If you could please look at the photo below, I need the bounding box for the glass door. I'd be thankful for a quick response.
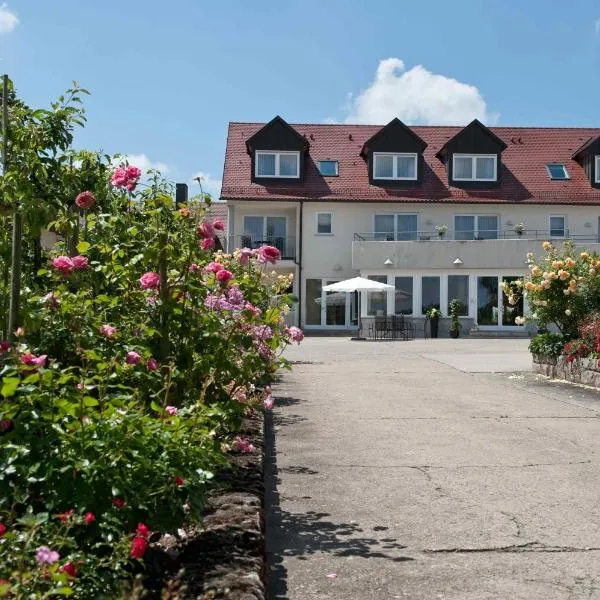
[477,276,499,326]
[501,276,524,327]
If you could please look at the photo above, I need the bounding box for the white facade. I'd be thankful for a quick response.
[226,200,600,334]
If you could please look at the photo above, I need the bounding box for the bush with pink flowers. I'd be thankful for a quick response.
[0,83,302,598]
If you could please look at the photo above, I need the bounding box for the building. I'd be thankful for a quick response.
[221,116,600,335]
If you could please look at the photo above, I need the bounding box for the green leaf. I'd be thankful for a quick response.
[54,587,75,596]
[76,241,91,253]
[1,377,20,398]
[83,396,99,407]
[37,268,49,276]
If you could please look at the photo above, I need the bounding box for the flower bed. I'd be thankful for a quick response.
[0,82,303,597]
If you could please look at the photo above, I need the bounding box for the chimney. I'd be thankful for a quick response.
[175,183,188,207]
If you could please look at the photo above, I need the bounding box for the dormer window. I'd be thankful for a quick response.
[255,151,300,178]
[546,163,570,180]
[452,154,497,182]
[596,156,600,183]
[373,153,417,180]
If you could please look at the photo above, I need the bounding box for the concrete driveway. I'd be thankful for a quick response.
[266,338,600,599]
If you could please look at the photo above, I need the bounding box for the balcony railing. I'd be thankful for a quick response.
[353,230,600,243]
[227,235,296,260]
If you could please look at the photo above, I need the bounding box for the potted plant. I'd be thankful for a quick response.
[448,298,465,339]
[426,306,441,338]
[435,224,448,239]
[514,222,524,237]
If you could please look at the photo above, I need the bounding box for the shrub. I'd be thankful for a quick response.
[529,332,566,358]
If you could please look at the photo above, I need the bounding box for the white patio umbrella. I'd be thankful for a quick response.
[322,277,394,340]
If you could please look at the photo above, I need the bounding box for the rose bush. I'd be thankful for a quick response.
[0,86,302,597]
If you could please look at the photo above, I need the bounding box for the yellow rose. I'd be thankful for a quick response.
[552,260,564,269]
[542,241,553,251]
[580,252,590,261]
[590,267,596,276]
[525,281,535,291]
[558,269,569,281]
[564,257,575,268]
[531,266,542,277]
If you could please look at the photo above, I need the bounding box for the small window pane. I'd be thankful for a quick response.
[374,215,395,241]
[306,279,322,325]
[454,156,473,179]
[448,276,469,315]
[422,276,440,315]
[397,155,416,179]
[455,215,475,240]
[319,161,338,176]
[374,155,394,178]
[477,215,498,239]
[279,154,298,177]
[367,275,388,316]
[243,216,263,241]
[257,153,275,176]
[317,213,332,234]
[395,277,413,315]
[476,157,495,179]
[550,216,565,237]
[397,215,418,241]
[547,164,569,180]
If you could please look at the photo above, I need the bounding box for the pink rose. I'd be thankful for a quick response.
[125,351,141,365]
[36,546,60,565]
[111,165,142,191]
[216,269,233,283]
[256,245,281,264]
[20,353,47,368]
[42,292,60,308]
[232,436,255,454]
[264,395,274,410]
[213,218,225,231]
[238,248,253,266]
[189,263,200,272]
[140,272,160,290]
[146,357,158,371]
[244,302,261,318]
[287,326,304,343]
[204,261,224,274]
[125,165,142,184]
[165,406,178,416]
[75,191,96,210]
[51,256,74,275]
[200,238,215,250]
[196,221,215,239]
[71,255,88,270]
[111,167,128,187]
[100,324,117,339]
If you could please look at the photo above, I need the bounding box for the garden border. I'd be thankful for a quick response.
[533,354,600,388]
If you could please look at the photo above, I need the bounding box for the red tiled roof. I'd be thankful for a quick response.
[221,122,600,205]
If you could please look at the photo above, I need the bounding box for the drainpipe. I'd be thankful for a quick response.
[295,200,303,327]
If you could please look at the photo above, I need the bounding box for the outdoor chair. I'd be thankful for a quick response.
[374,316,389,340]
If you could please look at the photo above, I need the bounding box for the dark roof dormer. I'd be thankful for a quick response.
[361,118,428,187]
[435,119,507,188]
[246,116,309,183]
[572,136,600,189]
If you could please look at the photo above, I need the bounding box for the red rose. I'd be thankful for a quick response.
[136,523,151,539]
[84,512,96,525]
[60,562,77,578]
[112,497,125,508]
[0,523,6,537]
[130,536,148,559]
[175,476,185,486]
[58,509,75,523]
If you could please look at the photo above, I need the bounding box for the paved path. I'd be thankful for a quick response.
[266,338,600,599]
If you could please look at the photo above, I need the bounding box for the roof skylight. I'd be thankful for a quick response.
[546,163,570,180]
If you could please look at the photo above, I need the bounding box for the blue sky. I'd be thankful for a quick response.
[2,1,600,198]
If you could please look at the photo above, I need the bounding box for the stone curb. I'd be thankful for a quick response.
[533,354,600,388]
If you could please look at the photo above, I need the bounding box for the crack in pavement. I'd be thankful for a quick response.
[326,460,592,470]
[500,511,523,538]
[424,541,600,554]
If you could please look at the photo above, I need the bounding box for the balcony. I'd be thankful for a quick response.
[227,235,297,261]
[352,230,600,271]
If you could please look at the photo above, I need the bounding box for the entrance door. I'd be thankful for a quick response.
[477,275,524,329]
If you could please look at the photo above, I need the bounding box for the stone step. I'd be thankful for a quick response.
[468,328,532,339]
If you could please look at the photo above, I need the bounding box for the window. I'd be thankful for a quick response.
[374,214,418,241]
[448,276,469,316]
[318,160,338,176]
[316,212,332,234]
[373,153,417,180]
[452,154,497,181]
[596,156,600,183]
[454,215,498,240]
[255,151,299,178]
[367,276,388,316]
[549,215,566,238]
[546,163,570,180]
[243,216,288,255]
[421,276,440,315]
[395,277,413,315]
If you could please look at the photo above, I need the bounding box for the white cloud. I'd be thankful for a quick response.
[117,153,169,174]
[343,58,495,125]
[190,171,222,200]
[0,3,18,33]
[595,18,600,35]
